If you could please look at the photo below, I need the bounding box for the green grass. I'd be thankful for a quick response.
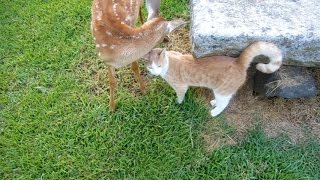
[1,0,319,179]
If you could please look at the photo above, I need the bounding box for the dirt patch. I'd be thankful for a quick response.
[201,120,237,151]
[264,120,306,143]
[166,26,192,54]
[202,68,320,151]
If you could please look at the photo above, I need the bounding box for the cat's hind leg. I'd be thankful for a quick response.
[210,92,233,117]
[173,85,188,104]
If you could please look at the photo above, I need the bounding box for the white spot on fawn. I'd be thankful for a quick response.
[101,44,108,47]
[106,31,112,36]
[96,44,100,48]
[96,10,102,21]
[130,0,133,12]
[125,15,133,23]
[95,1,99,8]
[113,3,119,17]
[110,44,116,49]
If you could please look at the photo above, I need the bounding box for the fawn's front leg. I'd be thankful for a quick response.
[131,61,146,94]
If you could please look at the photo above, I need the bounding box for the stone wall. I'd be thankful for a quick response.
[191,0,320,67]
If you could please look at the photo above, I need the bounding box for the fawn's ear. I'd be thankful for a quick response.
[167,19,188,33]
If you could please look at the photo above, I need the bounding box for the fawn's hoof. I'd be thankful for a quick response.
[141,88,146,95]
[109,102,116,112]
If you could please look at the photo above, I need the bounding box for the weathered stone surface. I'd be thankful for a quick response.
[191,0,320,67]
[253,66,318,98]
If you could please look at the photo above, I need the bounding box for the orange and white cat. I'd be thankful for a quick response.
[143,41,282,117]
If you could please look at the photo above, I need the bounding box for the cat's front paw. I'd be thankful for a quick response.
[177,98,184,104]
[210,108,223,117]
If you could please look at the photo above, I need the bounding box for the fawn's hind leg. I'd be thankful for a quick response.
[108,66,117,112]
[146,0,160,20]
[131,62,146,94]
[210,91,232,117]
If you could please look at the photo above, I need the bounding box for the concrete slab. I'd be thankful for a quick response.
[191,0,320,67]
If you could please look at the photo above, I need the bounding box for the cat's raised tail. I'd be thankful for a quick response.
[237,41,282,73]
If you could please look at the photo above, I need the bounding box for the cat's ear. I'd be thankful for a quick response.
[141,52,150,61]
[159,48,166,59]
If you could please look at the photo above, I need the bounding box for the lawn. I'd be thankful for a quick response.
[1,0,319,179]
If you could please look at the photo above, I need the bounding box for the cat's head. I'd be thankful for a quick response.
[142,48,169,76]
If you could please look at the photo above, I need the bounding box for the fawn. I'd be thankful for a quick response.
[91,0,186,111]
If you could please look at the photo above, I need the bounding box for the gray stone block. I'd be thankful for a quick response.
[191,0,320,67]
[253,66,318,98]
